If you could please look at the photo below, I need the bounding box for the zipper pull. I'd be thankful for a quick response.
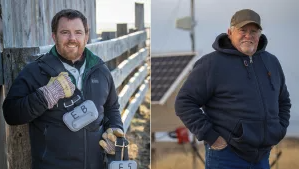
[249,56,253,63]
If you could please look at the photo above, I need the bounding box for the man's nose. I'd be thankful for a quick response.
[244,32,252,38]
[68,33,76,40]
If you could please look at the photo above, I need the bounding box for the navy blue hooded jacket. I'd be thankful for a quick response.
[3,46,123,169]
[175,33,291,163]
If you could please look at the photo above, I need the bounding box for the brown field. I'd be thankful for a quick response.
[152,137,299,169]
[126,90,151,169]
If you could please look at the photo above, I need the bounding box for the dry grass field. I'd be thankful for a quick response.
[126,90,151,169]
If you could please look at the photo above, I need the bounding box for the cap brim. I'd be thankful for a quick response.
[235,21,262,30]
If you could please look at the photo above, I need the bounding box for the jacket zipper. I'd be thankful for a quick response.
[250,58,268,148]
[81,64,102,169]
[84,129,87,169]
[249,56,253,63]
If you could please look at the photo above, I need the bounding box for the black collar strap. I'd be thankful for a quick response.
[37,53,66,77]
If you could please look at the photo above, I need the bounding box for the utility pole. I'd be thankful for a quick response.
[190,2,197,169]
[190,1,197,169]
[175,1,198,168]
[190,0,195,53]
[175,1,199,168]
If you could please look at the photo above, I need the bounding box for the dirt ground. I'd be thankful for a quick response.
[152,137,299,169]
[126,90,150,169]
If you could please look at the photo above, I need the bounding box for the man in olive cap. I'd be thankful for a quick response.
[175,9,291,169]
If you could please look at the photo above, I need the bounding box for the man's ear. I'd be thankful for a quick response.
[52,33,57,43]
[85,29,90,44]
[227,28,232,39]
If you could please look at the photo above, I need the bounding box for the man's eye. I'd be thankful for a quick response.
[61,31,69,34]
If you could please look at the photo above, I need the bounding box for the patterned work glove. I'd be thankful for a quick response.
[39,72,75,109]
[99,128,125,154]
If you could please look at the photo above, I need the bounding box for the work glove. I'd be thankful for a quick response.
[99,128,125,154]
[39,72,75,109]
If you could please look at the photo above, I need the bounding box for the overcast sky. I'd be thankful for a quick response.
[152,0,299,136]
[96,0,151,33]
[152,0,298,54]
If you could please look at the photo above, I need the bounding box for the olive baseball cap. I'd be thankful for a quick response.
[230,9,262,30]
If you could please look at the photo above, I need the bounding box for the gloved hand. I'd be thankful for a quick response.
[99,128,125,154]
[39,72,75,109]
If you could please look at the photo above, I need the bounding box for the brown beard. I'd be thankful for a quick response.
[56,42,84,62]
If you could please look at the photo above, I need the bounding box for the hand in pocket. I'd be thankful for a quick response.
[211,136,227,150]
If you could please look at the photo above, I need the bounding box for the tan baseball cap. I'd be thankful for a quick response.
[230,9,262,30]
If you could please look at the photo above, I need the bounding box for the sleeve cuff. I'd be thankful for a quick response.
[203,128,220,145]
[36,89,49,109]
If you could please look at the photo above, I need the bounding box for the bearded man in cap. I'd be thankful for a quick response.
[175,9,291,169]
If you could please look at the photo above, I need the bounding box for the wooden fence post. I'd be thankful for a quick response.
[87,0,97,42]
[2,47,40,169]
[101,31,117,71]
[0,5,7,168]
[116,24,129,94]
[135,3,145,31]
[0,85,8,169]
[129,28,138,54]
[135,3,145,49]
[101,32,116,41]
[133,3,145,119]
[117,23,128,65]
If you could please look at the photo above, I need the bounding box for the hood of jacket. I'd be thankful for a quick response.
[212,33,268,57]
